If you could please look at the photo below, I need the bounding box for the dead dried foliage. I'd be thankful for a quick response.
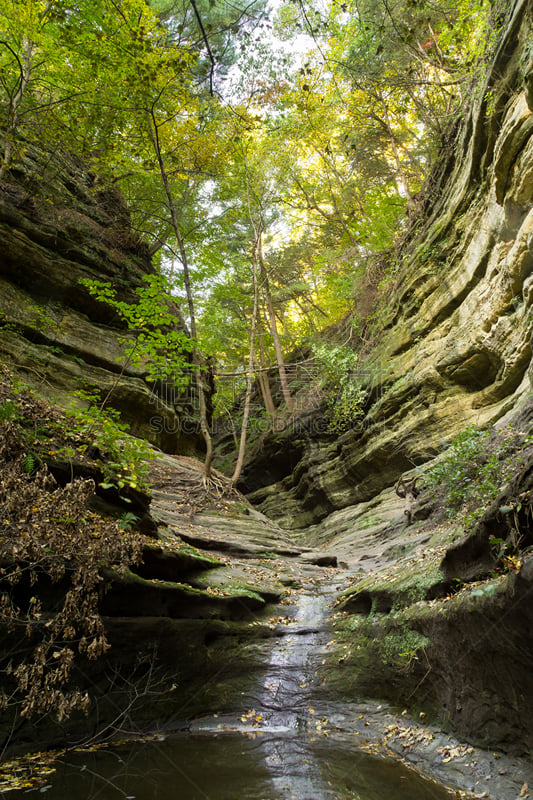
[0,414,141,722]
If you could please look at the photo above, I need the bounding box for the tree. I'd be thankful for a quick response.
[0,0,86,178]
[147,114,215,479]
[230,221,260,487]
[154,0,269,93]
[198,124,298,410]
[0,0,500,480]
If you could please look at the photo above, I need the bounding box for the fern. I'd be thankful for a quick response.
[0,399,17,422]
[23,452,37,474]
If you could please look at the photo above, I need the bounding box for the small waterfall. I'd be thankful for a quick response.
[43,580,473,800]
[255,584,338,799]
[259,588,332,726]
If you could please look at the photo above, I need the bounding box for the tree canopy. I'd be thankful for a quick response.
[0,0,505,448]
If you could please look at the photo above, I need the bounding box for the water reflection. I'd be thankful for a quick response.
[256,590,337,798]
[43,733,455,800]
[39,587,456,799]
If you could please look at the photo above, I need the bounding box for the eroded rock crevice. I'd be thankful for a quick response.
[234,0,533,764]
[1,3,533,788]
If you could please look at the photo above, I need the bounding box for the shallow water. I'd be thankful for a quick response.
[43,733,455,800]
[40,588,455,799]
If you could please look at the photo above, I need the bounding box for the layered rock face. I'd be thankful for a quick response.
[239,0,533,759]
[242,0,533,530]
[0,445,338,754]
[0,148,200,454]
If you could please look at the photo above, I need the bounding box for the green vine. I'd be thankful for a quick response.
[312,343,366,431]
[80,274,193,387]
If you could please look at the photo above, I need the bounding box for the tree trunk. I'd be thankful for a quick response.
[0,35,33,180]
[256,316,276,419]
[231,242,260,487]
[378,99,417,213]
[257,235,294,410]
[148,115,213,480]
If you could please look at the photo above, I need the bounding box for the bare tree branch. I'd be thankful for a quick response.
[189,0,216,96]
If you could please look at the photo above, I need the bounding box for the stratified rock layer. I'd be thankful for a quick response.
[242,0,533,531]
[0,148,199,454]
[240,0,533,761]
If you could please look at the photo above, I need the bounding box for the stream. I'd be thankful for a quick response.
[39,584,457,800]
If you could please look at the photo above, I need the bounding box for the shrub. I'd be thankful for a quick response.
[380,625,429,668]
[0,418,141,722]
[425,425,522,521]
[80,274,192,387]
[312,343,367,431]
[64,392,154,498]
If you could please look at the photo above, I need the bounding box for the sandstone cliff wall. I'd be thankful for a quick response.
[237,0,533,759]
[242,0,533,530]
[0,147,200,454]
